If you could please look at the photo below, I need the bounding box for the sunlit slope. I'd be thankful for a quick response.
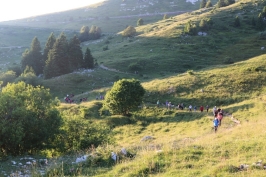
[92,55,266,177]
[92,0,266,76]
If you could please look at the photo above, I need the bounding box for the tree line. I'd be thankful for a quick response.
[21,32,95,79]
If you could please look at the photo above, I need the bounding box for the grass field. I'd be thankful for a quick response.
[1,0,266,176]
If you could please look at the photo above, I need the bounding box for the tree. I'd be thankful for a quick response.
[217,0,226,8]
[103,79,145,115]
[21,37,43,75]
[68,35,83,71]
[200,0,207,8]
[89,25,102,40]
[79,25,90,42]
[0,82,62,155]
[184,20,198,35]
[122,26,136,37]
[43,33,56,67]
[44,33,69,79]
[199,18,212,31]
[234,16,241,27]
[163,14,169,20]
[205,0,213,8]
[137,18,144,26]
[83,47,94,69]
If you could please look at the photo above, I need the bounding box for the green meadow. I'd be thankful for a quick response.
[1,0,266,176]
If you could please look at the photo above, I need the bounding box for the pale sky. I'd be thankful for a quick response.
[0,0,105,22]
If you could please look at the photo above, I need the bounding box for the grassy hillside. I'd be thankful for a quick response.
[1,0,266,176]
[21,54,266,177]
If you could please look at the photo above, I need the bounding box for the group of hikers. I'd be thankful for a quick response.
[156,100,224,133]
[64,94,88,103]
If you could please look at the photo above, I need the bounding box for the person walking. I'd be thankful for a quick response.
[213,106,217,117]
[189,105,192,112]
[157,100,160,107]
[194,105,197,112]
[217,112,223,126]
[200,106,204,112]
[206,105,209,112]
[213,117,219,133]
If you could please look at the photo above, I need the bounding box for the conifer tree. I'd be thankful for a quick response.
[122,26,136,37]
[79,25,90,42]
[137,18,144,26]
[44,33,69,79]
[200,0,207,8]
[68,35,83,71]
[83,47,94,69]
[43,33,56,66]
[217,0,226,8]
[205,0,213,8]
[21,37,43,75]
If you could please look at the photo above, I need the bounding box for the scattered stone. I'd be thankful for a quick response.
[141,136,154,141]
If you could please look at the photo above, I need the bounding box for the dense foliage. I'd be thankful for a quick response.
[79,25,102,42]
[122,26,136,37]
[0,82,62,155]
[104,79,145,115]
[21,32,96,79]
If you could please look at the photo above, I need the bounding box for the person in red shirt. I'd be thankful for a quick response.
[200,105,204,112]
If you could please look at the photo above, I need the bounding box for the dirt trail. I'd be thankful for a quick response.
[99,64,133,75]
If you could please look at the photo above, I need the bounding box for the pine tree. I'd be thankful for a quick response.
[205,0,213,8]
[83,47,94,69]
[122,26,136,37]
[21,37,43,75]
[43,33,69,79]
[217,0,226,8]
[184,20,198,35]
[68,35,83,71]
[43,33,56,67]
[200,0,207,8]
[163,14,169,20]
[79,25,90,42]
[89,25,102,40]
[137,18,144,26]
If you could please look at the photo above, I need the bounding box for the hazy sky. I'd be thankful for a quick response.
[0,0,104,22]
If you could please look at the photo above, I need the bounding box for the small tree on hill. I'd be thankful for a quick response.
[103,79,145,115]
[21,37,43,75]
[163,14,169,20]
[205,0,213,8]
[68,35,83,71]
[184,20,198,35]
[43,32,56,67]
[217,0,226,8]
[200,0,207,8]
[83,47,94,69]
[122,26,136,37]
[137,18,144,26]
[199,18,213,31]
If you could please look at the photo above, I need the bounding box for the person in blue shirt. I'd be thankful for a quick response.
[213,117,219,133]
